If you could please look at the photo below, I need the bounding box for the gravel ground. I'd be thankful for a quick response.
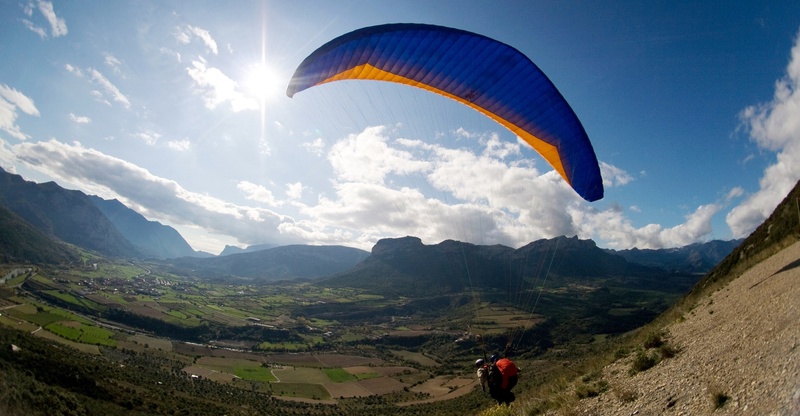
[570,241,800,415]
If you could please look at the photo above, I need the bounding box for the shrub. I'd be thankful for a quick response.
[659,343,678,359]
[614,386,637,403]
[629,350,659,374]
[478,403,516,416]
[642,332,664,349]
[575,379,608,399]
[712,391,730,409]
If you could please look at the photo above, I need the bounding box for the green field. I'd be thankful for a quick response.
[270,382,330,400]
[323,368,356,382]
[45,322,116,347]
[234,365,278,382]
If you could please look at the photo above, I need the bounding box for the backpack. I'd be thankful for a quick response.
[494,358,518,389]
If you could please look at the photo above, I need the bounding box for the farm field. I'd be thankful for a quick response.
[1,255,685,411]
[1,265,490,406]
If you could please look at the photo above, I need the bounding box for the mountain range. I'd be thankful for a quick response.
[317,235,738,298]
[0,166,739,284]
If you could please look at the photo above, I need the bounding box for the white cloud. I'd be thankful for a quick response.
[65,63,82,76]
[302,137,325,156]
[167,139,191,151]
[0,84,39,140]
[585,203,721,249]
[482,133,520,159]
[600,161,633,187]
[36,1,67,37]
[66,64,129,108]
[176,25,218,55]
[0,84,39,116]
[3,123,729,252]
[186,58,258,112]
[314,127,588,247]
[69,113,91,124]
[729,29,800,238]
[286,182,304,199]
[187,25,218,55]
[135,130,160,146]
[11,139,301,247]
[104,53,124,76]
[726,187,744,202]
[21,19,47,38]
[328,126,430,184]
[88,68,130,108]
[238,181,281,206]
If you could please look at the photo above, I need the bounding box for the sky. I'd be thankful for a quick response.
[1,1,799,255]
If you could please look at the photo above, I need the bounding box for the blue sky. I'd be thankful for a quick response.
[1,1,799,254]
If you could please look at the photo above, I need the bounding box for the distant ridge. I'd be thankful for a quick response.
[607,239,743,274]
[90,196,200,259]
[162,244,370,281]
[218,243,280,257]
[0,167,139,258]
[319,235,732,297]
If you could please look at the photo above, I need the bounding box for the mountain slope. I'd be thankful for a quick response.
[0,204,79,264]
[90,196,198,259]
[526,179,800,415]
[574,240,800,415]
[321,236,700,297]
[0,167,138,258]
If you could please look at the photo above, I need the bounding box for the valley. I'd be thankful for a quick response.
[0,249,697,413]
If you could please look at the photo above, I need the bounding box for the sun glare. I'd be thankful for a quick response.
[243,62,283,103]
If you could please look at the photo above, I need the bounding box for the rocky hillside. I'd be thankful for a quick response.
[512,180,800,416]
[573,240,799,415]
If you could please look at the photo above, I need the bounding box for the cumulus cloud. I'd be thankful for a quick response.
[309,126,727,249]
[0,84,39,140]
[729,29,800,237]
[11,139,301,247]
[186,58,258,112]
[584,203,721,249]
[328,126,430,184]
[238,181,281,206]
[309,127,590,247]
[286,182,304,199]
[4,123,726,251]
[600,161,634,187]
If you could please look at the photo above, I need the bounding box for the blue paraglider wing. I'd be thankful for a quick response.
[287,23,603,202]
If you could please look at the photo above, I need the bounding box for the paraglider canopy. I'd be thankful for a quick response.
[287,23,603,202]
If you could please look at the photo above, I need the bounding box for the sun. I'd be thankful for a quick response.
[242,62,284,103]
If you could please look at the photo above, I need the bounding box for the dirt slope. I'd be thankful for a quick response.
[575,241,800,415]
